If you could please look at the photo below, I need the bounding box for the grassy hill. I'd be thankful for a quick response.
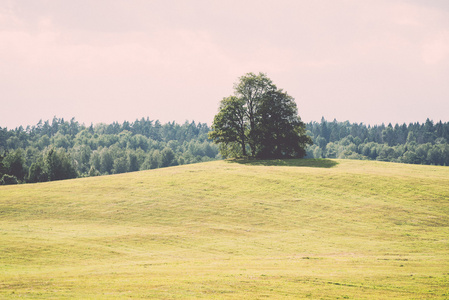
[0,159,448,299]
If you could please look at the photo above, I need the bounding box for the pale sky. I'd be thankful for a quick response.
[1,0,449,129]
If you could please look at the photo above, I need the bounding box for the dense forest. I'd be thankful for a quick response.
[0,117,219,184]
[305,118,449,166]
[1,116,449,185]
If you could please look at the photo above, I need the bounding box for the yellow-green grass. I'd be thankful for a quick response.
[0,159,448,299]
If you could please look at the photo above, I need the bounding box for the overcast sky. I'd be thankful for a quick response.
[1,0,449,129]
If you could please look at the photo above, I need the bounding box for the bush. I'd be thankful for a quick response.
[1,174,18,185]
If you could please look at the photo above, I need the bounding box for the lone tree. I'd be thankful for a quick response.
[209,72,312,159]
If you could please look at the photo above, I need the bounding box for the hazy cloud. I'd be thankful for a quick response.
[1,0,448,128]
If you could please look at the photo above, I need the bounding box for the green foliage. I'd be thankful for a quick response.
[256,90,312,158]
[209,96,247,157]
[306,118,449,166]
[160,147,176,168]
[27,158,48,183]
[127,151,139,172]
[46,148,78,181]
[99,148,114,174]
[0,117,219,184]
[112,155,129,174]
[210,72,312,159]
[3,149,27,182]
[0,174,18,185]
[0,154,7,178]
[88,166,100,177]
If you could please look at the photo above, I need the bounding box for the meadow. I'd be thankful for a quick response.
[0,159,448,299]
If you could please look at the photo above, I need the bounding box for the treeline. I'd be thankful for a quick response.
[306,118,449,166]
[0,117,219,185]
[2,116,448,185]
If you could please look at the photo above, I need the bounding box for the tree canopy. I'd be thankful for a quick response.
[305,118,449,166]
[0,117,219,185]
[209,72,312,159]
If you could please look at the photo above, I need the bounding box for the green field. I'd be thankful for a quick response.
[0,159,448,299]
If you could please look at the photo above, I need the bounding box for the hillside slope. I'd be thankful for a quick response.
[1,159,448,299]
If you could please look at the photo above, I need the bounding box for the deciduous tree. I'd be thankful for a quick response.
[209,72,312,159]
